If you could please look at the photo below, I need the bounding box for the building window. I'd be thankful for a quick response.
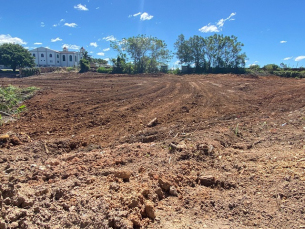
[57,54,59,58]
[33,53,36,57]
[57,61,59,63]
[49,54,52,58]
[63,55,66,61]
[50,60,53,63]
[69,55,72,62]
[41,54,44,57]
[75,56,77,62]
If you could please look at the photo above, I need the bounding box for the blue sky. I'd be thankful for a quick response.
[1,0,305,68]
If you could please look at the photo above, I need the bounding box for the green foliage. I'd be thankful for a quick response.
[92,58,108,65]
[168,68,181,75]
[0,43,35,72]
[0,85,39,113]
[175,34,247,74]
[66,67,76,72]
[17,104,27,113]
[97,67,113,73]
[263,64,280,73]
[249,64,260,70]
[79,59,90,73]
[111,35,172,74]
[273,70,305,78]
[20,68,40,77]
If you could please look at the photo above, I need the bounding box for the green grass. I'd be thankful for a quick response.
[0,85,39,114]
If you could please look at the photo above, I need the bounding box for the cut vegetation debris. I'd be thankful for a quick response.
[0,85,39,114]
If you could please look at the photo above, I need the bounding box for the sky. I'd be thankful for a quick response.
[0,0,305,68]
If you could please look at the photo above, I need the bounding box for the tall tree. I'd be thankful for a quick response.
[111,35,172,73]
[174,34,192,66]
[0,43,35,72]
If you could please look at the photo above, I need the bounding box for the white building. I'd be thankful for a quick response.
[29,47,85,67]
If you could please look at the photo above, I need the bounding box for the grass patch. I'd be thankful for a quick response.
[0,85,39,114]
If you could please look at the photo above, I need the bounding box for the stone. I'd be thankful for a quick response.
[169,186,178,196]
[114,170,132,181]
[158,177,171,191]
[198,175,216,187]
[145,201,156,219]
[0,134,9,140]
[155,188,164,200]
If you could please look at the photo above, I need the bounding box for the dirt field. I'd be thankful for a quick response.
[0,72,305,228]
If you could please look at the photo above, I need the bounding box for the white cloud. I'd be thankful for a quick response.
[283,57,292,61]
[97,52,105,56]
[34,42,42,45]
[103,35,117,42]
[51,37,62,42]
[64,23,77,28]
[295,56,305,61]
[140,12,154,21]
[53,19,65,27]
[104,58,110,62]
[90,42,98,48]
[74,4,88,11]
[199,24,219,33]
[129,12,154,20]
[199,12,236,33]
[41,22,45,27]
[0,34,27,45]
[280,41,287,44]
[96,7,99,10]
[103,48,110,52]
[62,44,80,50]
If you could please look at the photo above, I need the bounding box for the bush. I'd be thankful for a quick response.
[66,67,76,72]
[19,68,40,77]
[263,64,279,73]
[97,67,112,73]
[79,59,90,73]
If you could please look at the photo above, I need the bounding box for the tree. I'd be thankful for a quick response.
[174,34,247,73]
[111,35,172,73]
[0,43,35,72]
[79,59,90,73]
[174,34,192,66]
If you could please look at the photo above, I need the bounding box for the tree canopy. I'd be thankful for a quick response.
[175,34,247,73]
[111,35,172,73]
[0,43,35,72]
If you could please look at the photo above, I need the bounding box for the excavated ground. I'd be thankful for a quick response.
[0,72,305,229]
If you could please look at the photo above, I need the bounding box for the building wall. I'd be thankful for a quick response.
[30,47,83,68]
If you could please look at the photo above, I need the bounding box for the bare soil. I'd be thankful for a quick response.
[0,72,305,229]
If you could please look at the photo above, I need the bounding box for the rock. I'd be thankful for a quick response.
[128,214,142,227]
[169,186,178,196]
[10,136,21,146]
[155,188,164,200]
[114,170,132,181]
[0,134,9,140]
[109,182,120,191]
[147,118,157,127]
[145,201,156,219]
[158,177,171,191]
[198,175,216,187]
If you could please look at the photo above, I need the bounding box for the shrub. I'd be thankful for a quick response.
[79,59,90,73]
[263,64,280,73]
[97,67,112,73]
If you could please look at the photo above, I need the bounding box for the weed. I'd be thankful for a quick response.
[0,85,39,114]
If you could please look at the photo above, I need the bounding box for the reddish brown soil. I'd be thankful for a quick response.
[0,72,305,228]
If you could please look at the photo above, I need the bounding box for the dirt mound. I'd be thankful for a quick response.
[1,72,305,228]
